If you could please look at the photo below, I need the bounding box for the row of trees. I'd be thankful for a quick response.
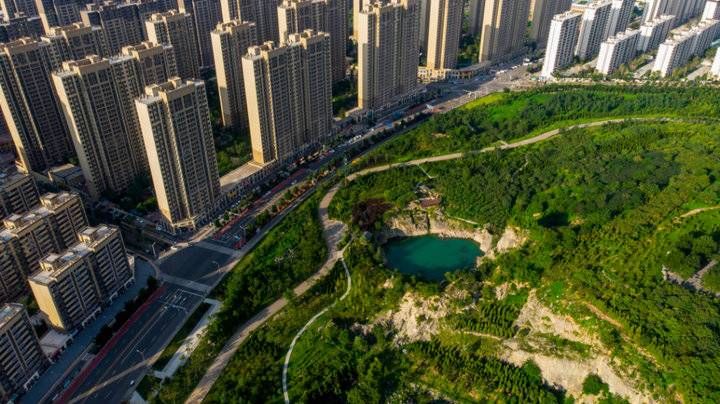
[362,85,720,166]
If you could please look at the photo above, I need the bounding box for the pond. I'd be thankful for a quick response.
[383,235,483,281]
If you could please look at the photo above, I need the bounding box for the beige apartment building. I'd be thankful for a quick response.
[468,0,484,36]
[0,192,86,275]
[0,303,46,400]
[177,0,222,67]
[0,0,37,21]
[29,224,130,332]
[35,0,83,32]
[357,0,420,111]
[30,249,101,332]
[0,171,38,217]
[243,30,332,165]
[221,0,279,43]
[119,41,178,87]
[425,0,463,70]
[479,0,531,63]
[135,79,220,230]
[0,192,84,303]
[0,238,27,303]
[530,0,572,47]
[52,56,144,199]
[146,11,200,80]
[0,38,73,173]
[39,192,88,250]
[75,225,133,303]
[211,20,257,130]
[278,0,347,83]
[80,2,142,55]
[41,22,108,67]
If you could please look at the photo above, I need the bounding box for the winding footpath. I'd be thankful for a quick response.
[185,116,667,403]
[282,259,352,403]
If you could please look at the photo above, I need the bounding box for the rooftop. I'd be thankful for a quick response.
[33,248,90,285]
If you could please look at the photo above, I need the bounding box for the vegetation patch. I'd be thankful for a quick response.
[151,196,327,403]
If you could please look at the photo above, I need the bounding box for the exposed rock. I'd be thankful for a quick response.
[377,209,527,262]
[501,291,655,403]
[372,292,449,345]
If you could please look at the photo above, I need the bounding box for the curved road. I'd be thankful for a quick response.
[185,117,669,403]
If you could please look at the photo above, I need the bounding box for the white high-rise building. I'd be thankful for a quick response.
[357,0,419,111]
[604,0,634,38]
[530,0,572,48]
[220,0,279,42]
[688,19,720,56]
[574,0,612,61]
[643,0,705,25]
[41,23,108,67]
[710,48,720,76]
[242,30,332,165]
[146,11,200,80]
[703,0,720,20]
[636,14,674,52]
[596,28,639,74]
[652,20,720,77]
[541,10,581,78]
[0,38,73,173]
[177,0,222,68]
[0,304,47,398]
[468,0,485,36]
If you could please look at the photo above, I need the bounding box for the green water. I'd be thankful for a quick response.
[383,235,483,281]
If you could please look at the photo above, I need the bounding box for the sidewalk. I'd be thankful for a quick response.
[153,299,221,379]
[21,263,153,404]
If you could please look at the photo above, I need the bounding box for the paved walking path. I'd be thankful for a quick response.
[282,259,352,403]
[154,299,221,379]
[184,188,347,404]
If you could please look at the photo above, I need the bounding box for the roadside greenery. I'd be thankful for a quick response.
[204,262,347,402]
[332,78,357,117]
[357,85,720,166]
[151,196,326,403]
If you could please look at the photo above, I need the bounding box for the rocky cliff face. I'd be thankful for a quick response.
[377,209,527,262]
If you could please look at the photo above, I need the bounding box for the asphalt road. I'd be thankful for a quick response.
[159,245,234,286]
[67,272,204,404]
